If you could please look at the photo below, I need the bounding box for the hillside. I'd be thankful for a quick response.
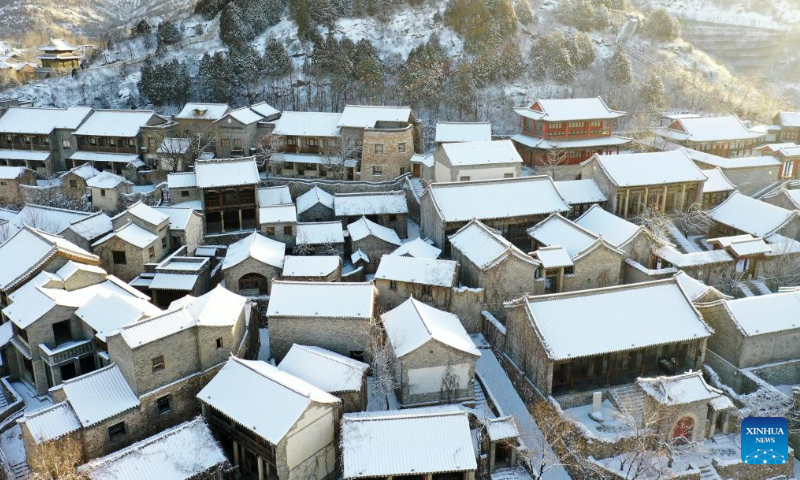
[0,0,793,137]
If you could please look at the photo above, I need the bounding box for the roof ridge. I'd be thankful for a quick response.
[272,279,373,287]
[431,175,552,188]
[527,277,677,303]
[294,344,367,369]
[61,362,119,385]
[345,409,465,422]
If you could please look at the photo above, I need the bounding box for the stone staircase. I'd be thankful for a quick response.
[735,279,772,297]
[698,464,722,480]
[609,384,645,423]
[491,467,532,480]
[9,462,30,480]
[0,390,8,410]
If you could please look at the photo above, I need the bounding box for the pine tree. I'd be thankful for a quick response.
[263,38,292,79]
[606,49,633,85]
[448,62,478,119]
[496,42,525,81]
[399,37,448,109]
[198,52,233,102]
[514,0,535,25]
[220,2,255,45]
[156,20,182,55]
[566,31,595,70]
[229,43,265,100]
[550,44,576,84]
[641,73,666,110]
[528,40,547,82]
[290,0,322,44]
[645,8,681,42]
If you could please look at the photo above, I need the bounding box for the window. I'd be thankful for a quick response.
[399,167,406,174]
[564,266,574,275]
[89,137,97,146]
[233,138,243,149]
[785,131,798,139]
[128,139,136,147]
[590,120,603,127]
[287,137,297,145]
[62,139,71,149]
[388,214,397,221]
[69,179,77,188]
[422,285,432,296]
[156,395,172,415]
[109,138,117,146]
[108,422,126,442]
[266,226,276,235]
[307,138,318,146]
[161,237,167,249]
[100,189,106,197]
[568,121,584,128]
[221,138,230,148]
[570,151,581,158]
[147,137,156,147]
[783,161,794,178]
[112,251,126,265]
[181,190,189,197]
[0,181,5,186]
[503,173,514,178]
[151,355,165,372]
[148,246,156,259]
[283,225,292,235]
[215,338,223,349]
[389,281,397,290]
[550,122,563,129]
[398,142,406,153]
[372,165,383,176]
[459,176,471,181]
[375,144,384,154]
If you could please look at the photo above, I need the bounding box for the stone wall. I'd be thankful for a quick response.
[563,246,623,292]
[449,287,485,333]
[261,175,409,197]
[351,236,397,274]
[359,126,415,181]
[269,316,372,362]
[715,166,779,196]
[712,455,793,480]
[93,235,156,282]
[622,259,677,284]
[297,203,334,223]
[374,279,452,312]
[222,256,282,296]
[396,341,477,407]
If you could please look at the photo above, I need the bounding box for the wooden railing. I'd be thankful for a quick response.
[39,339,94,366]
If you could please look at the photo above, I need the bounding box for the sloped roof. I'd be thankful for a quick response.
[685,148,781,169]
[589,150,707,187]
[279,344,369,393]
[259,204,297,224]
[117,308,196,348]
[194,158,260,188]
[222,232,285,270]
[723,291,800,336]
[124,201,169,226]
[486,416,520,442]
[172,285,247,327]
[374,255,458,287]
[176,103,230,121]
[92,222,157,249]
[657,116,764,142]
[709,191,797,237]
[75,291,162,341]
[390,238,441,259]
[297,186,334,214]
[249,102,280,119]
[61,163,100,180]
[217,106,264,125]
[282,255,341,278]
[272,111,341,137]
[514,97,625,122]
[521,280,712,361]
[554,179,607,205]
[14,204,92,234]
[257,185,292,206]
[67,211,113,241]
[60,364,140,427]
[426,176,569,223]
[348,217,401,245]
[337,105,412,128]
[701,168,736,193]
[449,219,539,270]
[0,106,92,135]
[383,298,480,358]
[0,165,31,180]
[334,191,408,216]
[533,246,574,269]
[267,281,375,319]
[638,371,721,406]
[166,172,198,189]
[20,401,81,443]
[342,408,476,479]
[527,214,599,258]
[435,122,492,143]
[440,140,522,167]
[86,171,132,189]
[74,110,160,137]
[77,417,227,480]
[574,205,644,248]
[296,221,344,246]
[151,206,199,230]
[197,358,339,444]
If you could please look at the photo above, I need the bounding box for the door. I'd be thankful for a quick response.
[673,416,694,443]
[413,164,421,177]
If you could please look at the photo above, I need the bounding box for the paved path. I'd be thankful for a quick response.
[475,349,571,479]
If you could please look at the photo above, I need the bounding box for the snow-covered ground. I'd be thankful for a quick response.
[257,328,270,363]
[638,0,800,30]
[563,400,635,442]
[0,425,25,466]
[11,380,51,412]
[475,349,571,480]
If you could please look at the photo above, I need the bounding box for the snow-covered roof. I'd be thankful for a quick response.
[342,408,476,479]
[148,273,199,291]
[334,191,408,216]
[533,246,574,269]
[117,308,196,348]
[723,291,800,336]
[782,189,800,209]
[777,111,800,128]
[514,97,625,122]
[157,137,191,155]
[78,417,227,480]
[757,142,800,158]
[13,204,91,234]
[440,139,522,167]
[654,245,733,268]
[685,148,781,169]
[197,358,339,444]
[701,168,736,193]
[124,201,169,226]
[267,281,375,319]
[70,151,142,165]
[61,163,100,180]
[391,238,441,259]
[673,272,718,302]
[0,226,97,291]
[435,122,492,143]
[166,172,197,189]
[151,206,198,231]
[75,291,162,342]
[351,249,369,264]
[709,191,797,237]
[486,416,520,442]
[554,179,607,205]
[60,363,140,427]
[426,176,569,223]
[527,214,599,258]
[512,133,631,150]
[21,401,81,443]
[637,371,722,406]
[279,344,369,393]
[574,205,643,248]
[348,217,401,245]
[374,255,458,287]
[259,204,297,224]
[249,102,280,119]
[657,116,764,142]
[67,212,113,241]
[383,298,480,358]
[171,285,247,327]
[74,110,160,137]
[522,280,712,361]
[449,219,539,270]
[590,150,707,187]
[0,106,92,135]
[257,185,292,206]
[217,106,263,125]
[272,111,342,137]
[411,153,434,167]
[0,165,31,180]
[0,149,50,162]
[176,103,230,121]
[296,186,334,214]
[38,39,79,51]
[282,255,341,278]
[86,171,132,189]
[194,157,260,188]
[337,105,412,128]
[708,234,772,257]
[222,232,285,270]
[296,221,344,246]
[93,222,157,249]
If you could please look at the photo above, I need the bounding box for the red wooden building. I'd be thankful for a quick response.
[756,142,800,180]
[654,116,764,158]
[511,97,630,167]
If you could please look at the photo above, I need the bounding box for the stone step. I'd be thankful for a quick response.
[491,467,533,480]
[609,384,645,422]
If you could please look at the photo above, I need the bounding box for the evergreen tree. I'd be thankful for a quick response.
[198,52,233,102]
[194,0,231,19]
[528,40,547,81]
[399,36,448,109]
[229,43,265,100]
[566,31,595,69]
[220,2,255,45]
[496,42,525,81]
[448,62,478,119]
[156,20,182,55]
[606,49,633,85]
[645,8,681,42]
[641,73,666,110]
[290,0,322,44]
[135,19,152,36]
[550,44,576,84]
[263,38,292,79]
[514,0,535,25]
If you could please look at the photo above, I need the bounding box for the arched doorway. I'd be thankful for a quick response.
[673,416,694,444]
[238,273,269,296]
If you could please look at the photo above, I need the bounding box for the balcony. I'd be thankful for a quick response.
[39,339,94,366]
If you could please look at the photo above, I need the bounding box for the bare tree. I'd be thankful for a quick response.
[28,435,87,480]
[158,124,217,172]
[523,402,586,480]
[318,138,359,180]
[439,362,459,404]
[676,203,713,238]
[636,204,672,248]
[539,146,568,180]
[253,133,283,172]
